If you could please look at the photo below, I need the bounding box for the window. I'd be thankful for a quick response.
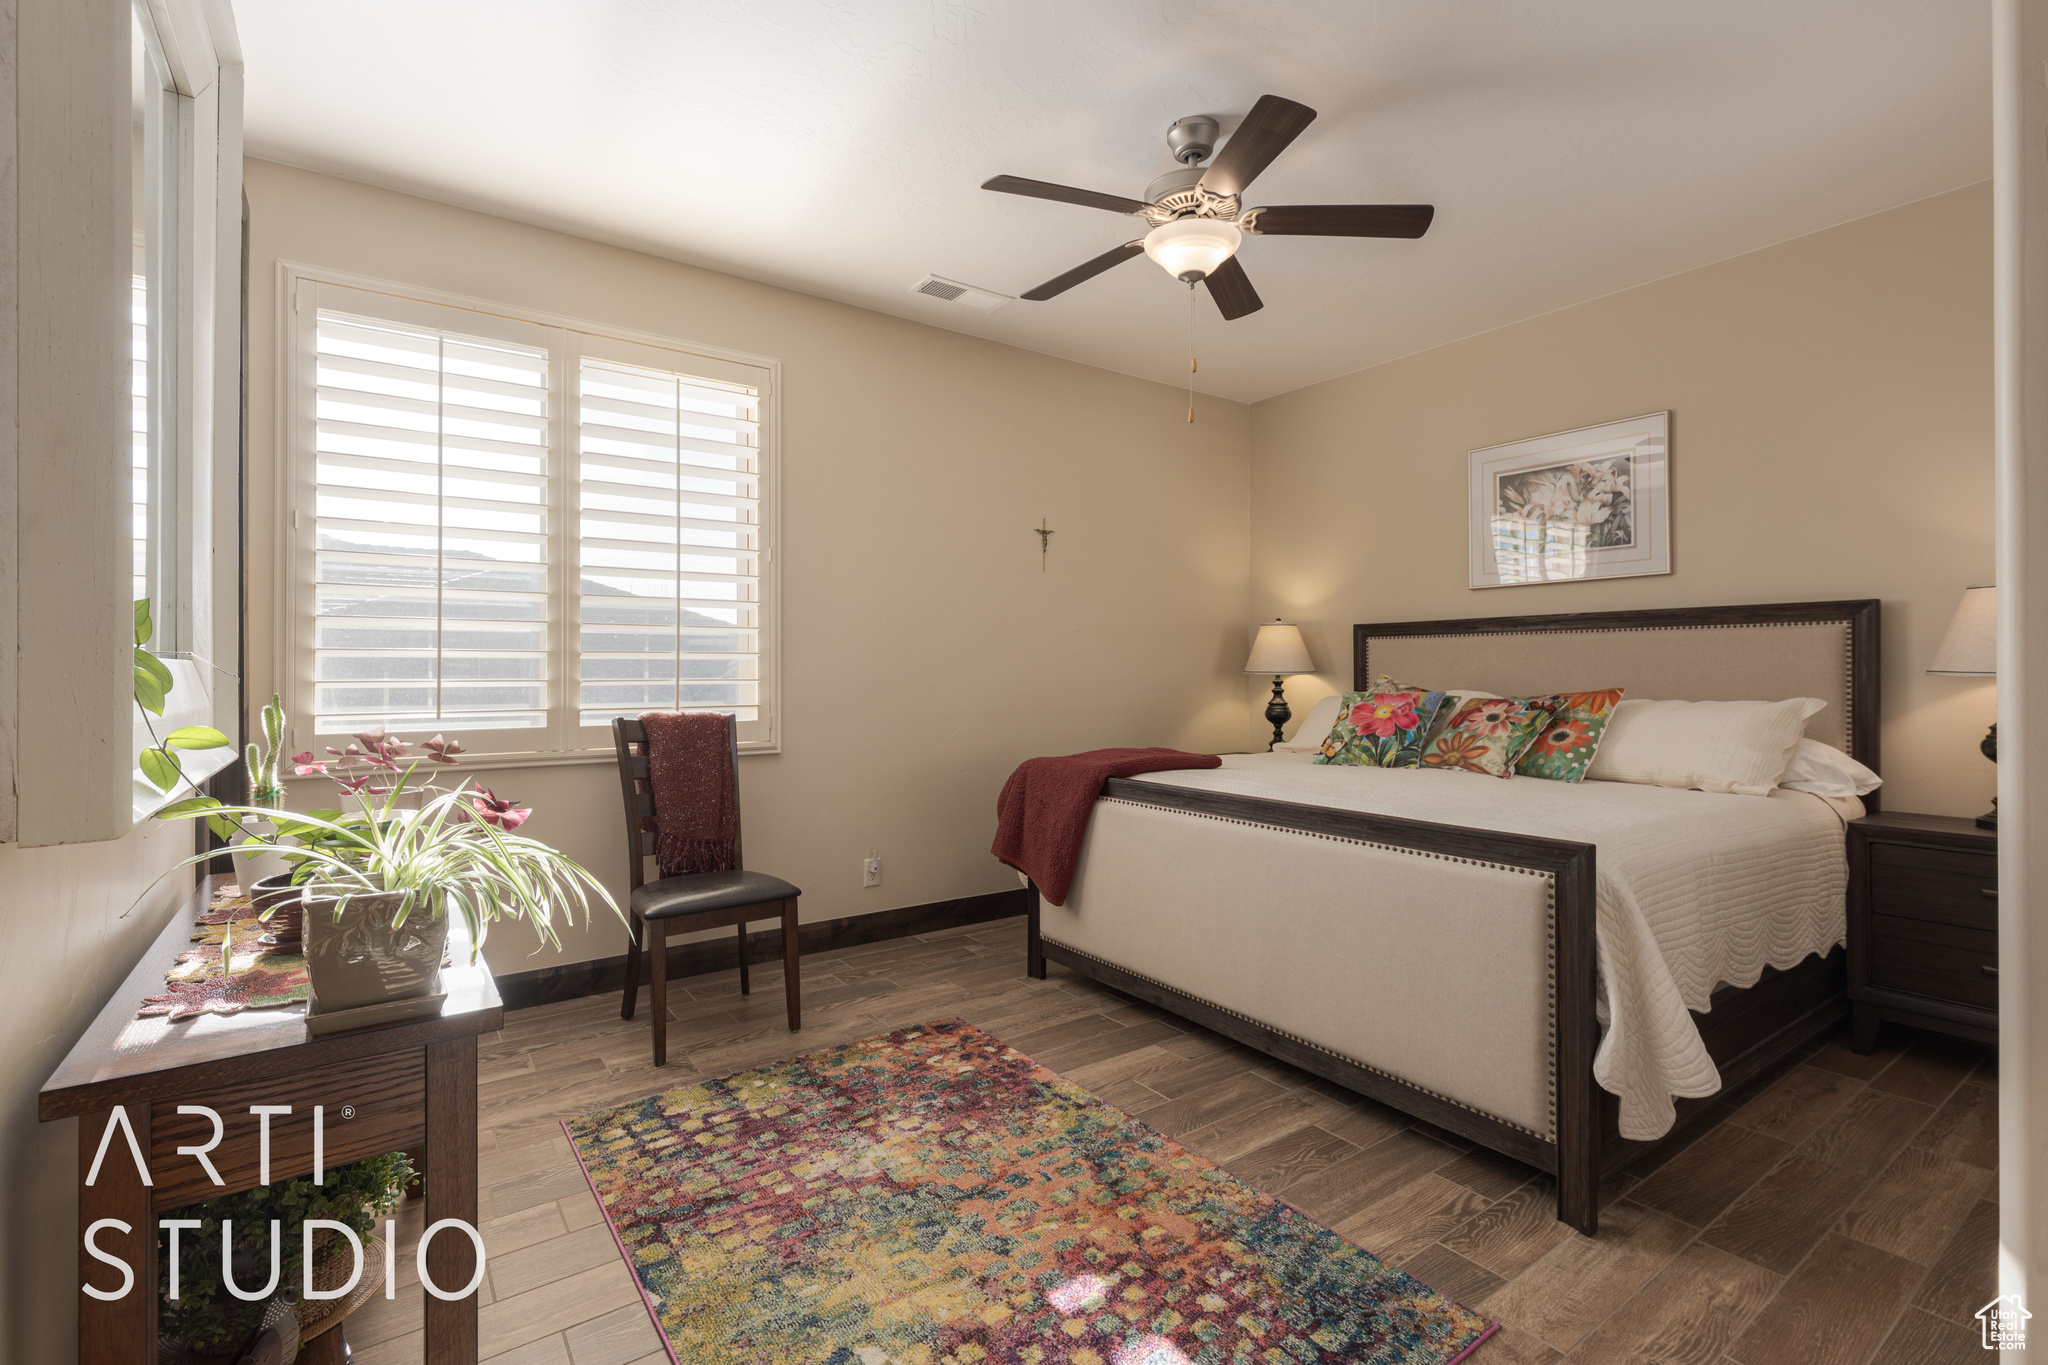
[121,0,242,827]
[130,247,149,604]
[287,274,779,759]
[133,6,191,659]
[575,355,762,729]
[306,308,553,738]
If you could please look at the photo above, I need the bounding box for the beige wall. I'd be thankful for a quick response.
[1248,183,1996,819]
[0,828,193,1362]
[0,2,199,1360]
[241,158,1254,976]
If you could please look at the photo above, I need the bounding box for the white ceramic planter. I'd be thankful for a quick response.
[300,890,449,1013]
[229,821,293,895]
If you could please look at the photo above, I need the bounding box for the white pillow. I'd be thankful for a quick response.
[1779,738,1882,797]
[1275,694,1343,751]
[1586,697,1827,796]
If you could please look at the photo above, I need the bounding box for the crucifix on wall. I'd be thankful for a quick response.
[1037,518,1054,572]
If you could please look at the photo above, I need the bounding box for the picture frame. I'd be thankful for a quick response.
[1468,411,1670,589]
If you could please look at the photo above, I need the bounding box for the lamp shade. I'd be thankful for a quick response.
[1144,217,1243,282]
[1244,621,1313,675]
[1929,585,1996,675]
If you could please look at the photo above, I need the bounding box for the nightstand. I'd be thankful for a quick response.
[1847,811,1997,1052]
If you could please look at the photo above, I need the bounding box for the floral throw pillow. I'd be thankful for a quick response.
[1421,697,1558,778]
[1313,688,1448,769]
[1516,687,1627,783]
[1375,674,1483,748]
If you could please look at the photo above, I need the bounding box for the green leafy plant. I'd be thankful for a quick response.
[154,770,622,953]
[156,1151,414,1355]
[133,597,234,834]
[246,693,287,805]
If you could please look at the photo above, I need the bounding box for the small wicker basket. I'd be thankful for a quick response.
[294,1231,388,1347]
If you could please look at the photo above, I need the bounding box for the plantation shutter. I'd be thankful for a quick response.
[575,347,764,735]
[290,274,779,755]
[306,294,555,743]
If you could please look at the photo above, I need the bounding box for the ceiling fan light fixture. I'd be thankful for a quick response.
[1143,218,1242,283]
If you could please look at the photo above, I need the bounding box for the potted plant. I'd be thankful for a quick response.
[133,599,289,911]
[228,695,292,896]
[158,755,621,1014]
[134,596,235,824]
[156,1151,413,1358]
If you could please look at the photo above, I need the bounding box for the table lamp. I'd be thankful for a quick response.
[1245,620,1315,751]
[1927,584,1996,828]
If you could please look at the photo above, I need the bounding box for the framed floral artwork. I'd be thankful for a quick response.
[1468,412,1670,588]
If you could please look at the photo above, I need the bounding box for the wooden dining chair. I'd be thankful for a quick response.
[613,714,801,1065]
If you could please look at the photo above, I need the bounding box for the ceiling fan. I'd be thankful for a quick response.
[983,94,1434,320]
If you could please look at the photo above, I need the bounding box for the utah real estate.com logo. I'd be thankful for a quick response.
[1980,1294,2031,1351]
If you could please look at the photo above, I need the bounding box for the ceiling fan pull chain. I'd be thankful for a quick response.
[1188,282,1197,423]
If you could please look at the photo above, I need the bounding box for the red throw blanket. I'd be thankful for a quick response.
[992,748,1223,906]
[639,712,738,877]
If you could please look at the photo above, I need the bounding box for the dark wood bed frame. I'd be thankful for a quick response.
[1026,599,1880,1235]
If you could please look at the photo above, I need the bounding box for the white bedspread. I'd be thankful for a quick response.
[1126,753,1857,1139]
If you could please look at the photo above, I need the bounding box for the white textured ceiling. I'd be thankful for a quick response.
[230,1,1988,403]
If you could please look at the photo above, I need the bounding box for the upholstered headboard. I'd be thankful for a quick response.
[1355,600,1881,804]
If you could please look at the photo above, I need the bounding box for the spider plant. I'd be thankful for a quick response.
[153,772,622,956]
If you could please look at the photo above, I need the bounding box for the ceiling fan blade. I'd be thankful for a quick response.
[982,175,1149,216]
[1020,241,1147,301]
[1241,204,1435,238]
[1199,95,1317,199]
[1203,255,1263,320]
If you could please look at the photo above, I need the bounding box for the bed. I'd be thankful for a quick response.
[1024,599,1880,1235]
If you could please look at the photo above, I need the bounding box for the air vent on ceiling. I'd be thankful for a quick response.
[910,274,1012,312]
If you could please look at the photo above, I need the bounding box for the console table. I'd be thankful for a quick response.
[39,874,503,1364]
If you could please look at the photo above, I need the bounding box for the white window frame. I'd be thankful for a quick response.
[276,263,783,766]
[126,0,243,824]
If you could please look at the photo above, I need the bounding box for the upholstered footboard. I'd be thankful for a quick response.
[1029,776,1606,1233]
[1046,794,1564,1137]
[1027,776,1852,1236]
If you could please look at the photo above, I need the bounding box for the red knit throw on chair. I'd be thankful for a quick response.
[639,712,738,877]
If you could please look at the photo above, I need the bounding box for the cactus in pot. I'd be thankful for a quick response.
[228,695,294,896]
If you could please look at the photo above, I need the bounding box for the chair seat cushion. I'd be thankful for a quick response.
[631,869,801,921]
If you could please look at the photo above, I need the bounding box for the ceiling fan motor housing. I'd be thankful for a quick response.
[1148,115,1238,223]
[1144,164,1205,205]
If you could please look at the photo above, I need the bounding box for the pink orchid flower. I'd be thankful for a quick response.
[469,787,532,831]
[422,734,465,765]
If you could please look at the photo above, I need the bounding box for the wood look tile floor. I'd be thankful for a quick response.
[341,917,1999,1365]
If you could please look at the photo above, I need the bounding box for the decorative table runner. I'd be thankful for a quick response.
[140,882,310,1021]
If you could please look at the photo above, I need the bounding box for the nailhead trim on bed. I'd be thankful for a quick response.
[1082,796,1560,1142]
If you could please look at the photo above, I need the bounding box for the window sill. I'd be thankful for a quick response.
[132,656,233,824]
[132,744,237,824]
[284,748,615,781]
[283,741,780,783]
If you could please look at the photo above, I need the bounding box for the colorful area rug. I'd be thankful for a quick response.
[564,1018,1497,1365]
[140,882,310,1021]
